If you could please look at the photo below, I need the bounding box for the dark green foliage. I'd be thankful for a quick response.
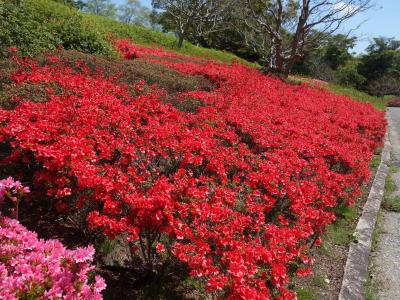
[0,0,113,56]
[358,50,399,82]
[163,97,205,113]
[357,37,400,97]
[292,34,357,81]
[323,35,356,70]
[336,60,366,88]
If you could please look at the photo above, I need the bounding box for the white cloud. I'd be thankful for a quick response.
[332,1,359,14]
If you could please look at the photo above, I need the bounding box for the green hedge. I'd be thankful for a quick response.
[0,0,112,56]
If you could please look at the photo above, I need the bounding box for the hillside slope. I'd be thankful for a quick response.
[0,37,386,299]
[1,0,388,112]
[0,0,250,64]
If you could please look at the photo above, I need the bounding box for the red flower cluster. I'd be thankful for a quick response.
[114,39,203,63]
[0,42,385,299]
[387,98,400,107]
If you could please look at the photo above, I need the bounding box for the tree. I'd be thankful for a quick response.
[119,0,152,27]
[291,33,356,79]
[357,37,400,96]
[53,0,85,9]
[152,0,232,48]
[367,74,400,99]
[53,0,85,8]
[358,37,400,83]
[336,59,366,87]
[236,0,372,77]
[323,34,356,70]
[366,37,400,53]
[82,0,117,18]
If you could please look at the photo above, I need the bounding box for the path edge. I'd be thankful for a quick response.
[338,128,391,300]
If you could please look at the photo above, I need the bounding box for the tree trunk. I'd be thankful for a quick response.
[177,33,184,48]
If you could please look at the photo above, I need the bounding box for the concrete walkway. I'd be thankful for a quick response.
[370,108,400,300]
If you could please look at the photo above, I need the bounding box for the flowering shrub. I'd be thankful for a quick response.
[387,98,400,107]
[0,178,105,299]
[114,39,203,63]
[0,216,106,299]
[0,176,30,219]
[0,43,386,299]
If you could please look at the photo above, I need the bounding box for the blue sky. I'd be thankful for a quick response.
[113,0,400,53]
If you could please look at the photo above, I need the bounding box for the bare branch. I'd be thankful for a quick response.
[236,0,373,75]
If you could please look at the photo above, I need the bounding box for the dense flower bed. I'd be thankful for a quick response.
[387,98,400,107]
[0,217,106,299]
[0,43,386,299]
[0,178,105,299]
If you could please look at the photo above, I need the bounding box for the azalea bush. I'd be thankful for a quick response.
[387,98,400,107]
[0,178,106,299]
[0,0,112,56]
[0,41,386,299]
[0,176,29,219]
[0,217,106,299]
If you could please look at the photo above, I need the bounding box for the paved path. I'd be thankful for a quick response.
[370,108,400,300]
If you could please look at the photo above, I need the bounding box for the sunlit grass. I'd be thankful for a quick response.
[325,84,391,111]
[82,13,256,66]
[289,75,394,111]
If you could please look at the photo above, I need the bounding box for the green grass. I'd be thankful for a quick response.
[327,218,354,246]
[371,211,384,252]
[82,14,254,65]
[384,165,398,200]
[365,264,379,300]
[389,165,399,174]
[310,273,327,288]
[325,204,359,246]
[296,287,318,300]
[382,165,400,212]
[97,237,117,256]
[383,195,400,212]
[369,154,382,169]
[325,84,393,111]
[385,173,397,194]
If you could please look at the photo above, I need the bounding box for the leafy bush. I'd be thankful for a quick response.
[336,60,366,88]
[0,176,29,219]
[0,41,386,299]
[0,217,105,299]
[0,0,112,56]
[0,177,105,299]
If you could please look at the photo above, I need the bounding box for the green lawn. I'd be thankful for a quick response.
[325,84,392,111]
